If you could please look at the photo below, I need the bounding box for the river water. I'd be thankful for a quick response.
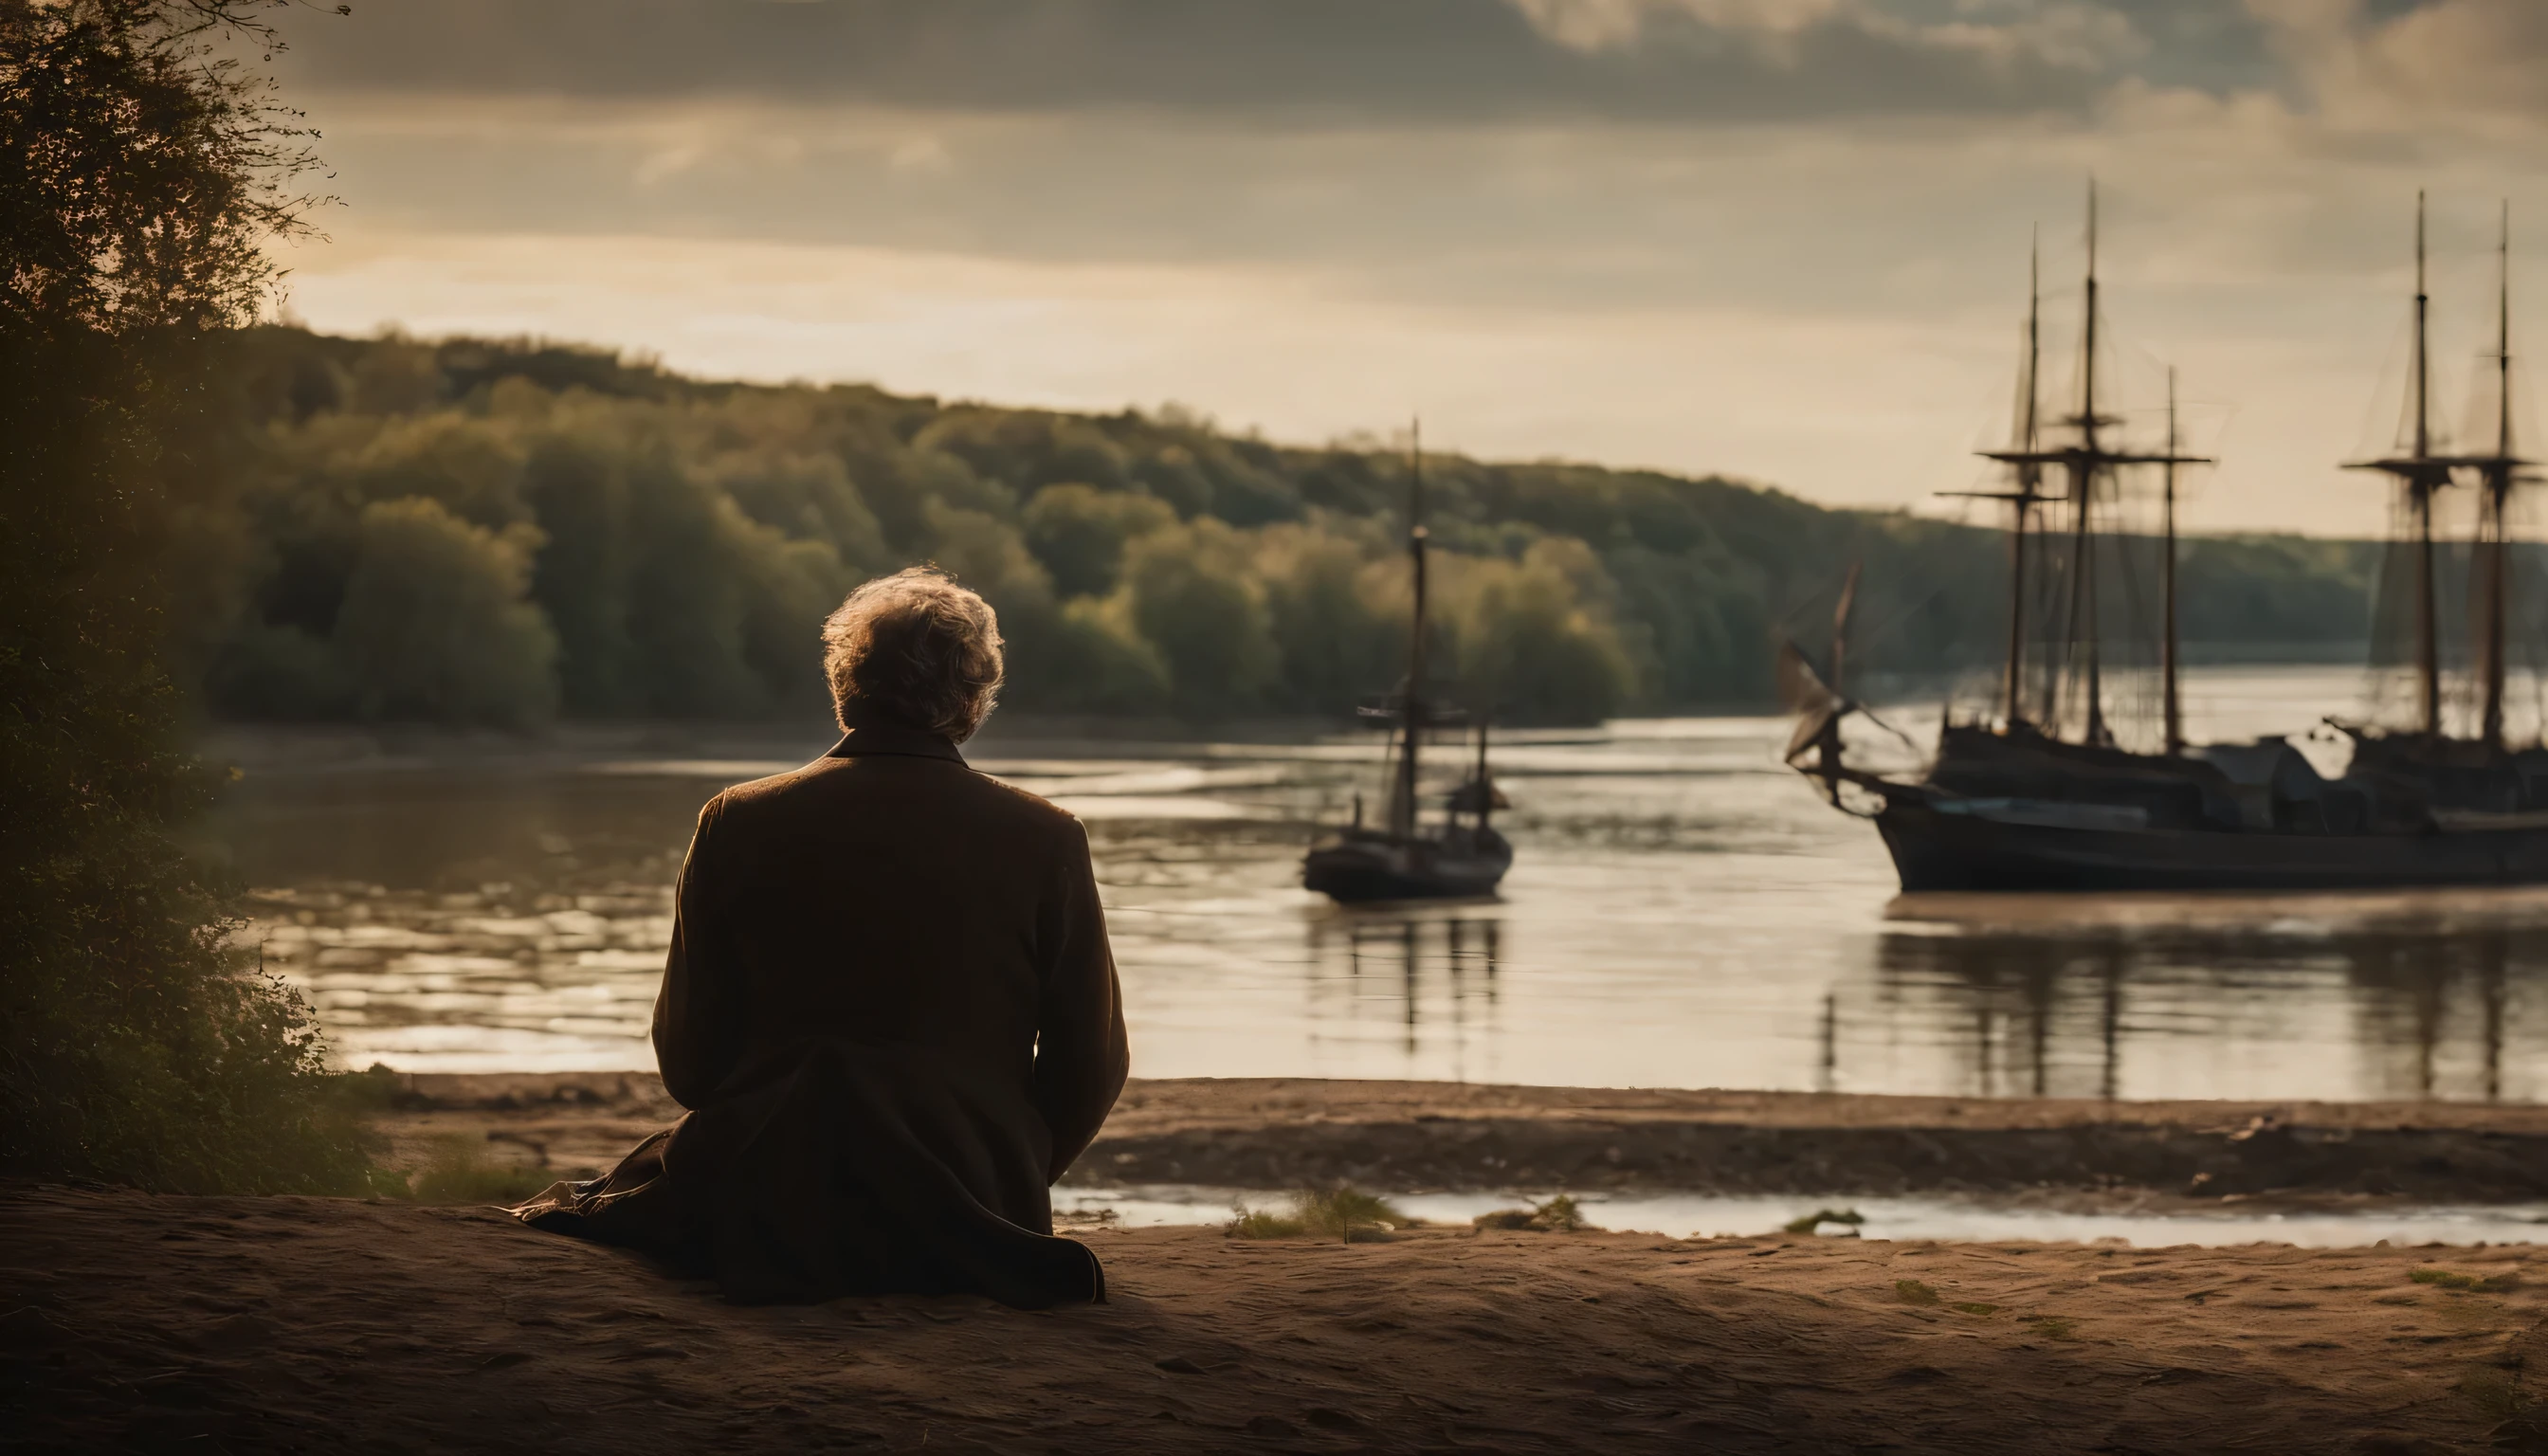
[209,666,2548,1102]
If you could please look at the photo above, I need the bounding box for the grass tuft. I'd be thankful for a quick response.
[1228,1186,1409,1244]
[1783,1208,1866,1234]
[396,1135,559,1205]
[1473,1194,1598,1233]
[1894,1280,1940,1306]
[1228,1207,1307,1239]
[2412,1268,2521,1294]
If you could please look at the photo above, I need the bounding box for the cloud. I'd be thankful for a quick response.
[2250,0,2548,121]
[252,0,2547,537]
[271,0,2265,124]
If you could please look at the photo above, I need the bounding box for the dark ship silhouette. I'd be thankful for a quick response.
[1303,428,1513,902]
[1787,189,2544,892]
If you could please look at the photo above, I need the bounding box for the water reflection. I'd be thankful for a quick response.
[1307,910,1503,1074]
[1872,903,2543,1103]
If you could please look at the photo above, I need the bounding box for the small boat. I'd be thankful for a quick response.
[1304,427,1513,903]
[1787,189,2546,892]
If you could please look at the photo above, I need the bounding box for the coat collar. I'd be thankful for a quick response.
[824,705,968,765]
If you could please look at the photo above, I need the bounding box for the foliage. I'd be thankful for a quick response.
[1,0,369,1192]
[2411,1267,2521,1293]
[1227,1186,1409,1244]
[396,1134,559,1205]
[183,327,2386,730]
[334,499,558,725]
[1022,482,1174,599]
[1473,1193,1597,1232]
[1781,1207,1866,1234]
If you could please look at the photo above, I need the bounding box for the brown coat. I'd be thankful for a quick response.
[513,713,1130,1307]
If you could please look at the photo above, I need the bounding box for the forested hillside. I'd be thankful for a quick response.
[180,329,2382,728]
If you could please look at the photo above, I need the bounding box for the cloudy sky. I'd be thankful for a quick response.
[265,0,2547,535]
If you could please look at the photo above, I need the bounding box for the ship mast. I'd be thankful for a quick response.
[2417,196,2441,737]
[2072,182,2107,747]
[2475,201,2533,751]
[2162,366,2184,756]
[2013,233,2043,727]
[1979,182,2211,751]
[1942,234,2050,728]
[1391,419,1429,840]
[2347,192,2452,737]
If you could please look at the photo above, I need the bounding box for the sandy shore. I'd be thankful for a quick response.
[7,1180,2544,1454]
[375,1073,2548,1209]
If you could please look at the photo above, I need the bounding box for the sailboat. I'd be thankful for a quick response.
[1302,427,1514,902]
[1786,189,2548,892]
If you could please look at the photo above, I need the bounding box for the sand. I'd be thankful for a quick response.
[377,1073,2548,1208]
[7,1180,2545,1454]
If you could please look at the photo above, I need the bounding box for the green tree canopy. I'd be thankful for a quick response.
[334,498,559,726]
[1022,482,1177,599]
[182,328,2387,730]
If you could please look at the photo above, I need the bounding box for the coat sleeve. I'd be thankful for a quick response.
[1030,818,1130,1184]
[652,796,741,1110]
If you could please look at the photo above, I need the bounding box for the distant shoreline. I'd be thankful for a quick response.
[195,656,2380,775]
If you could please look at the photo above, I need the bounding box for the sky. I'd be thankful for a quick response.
[263,0,2548,536]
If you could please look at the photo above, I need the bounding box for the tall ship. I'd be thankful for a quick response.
[1787,190,2544,891]
[1303,428,1513,902]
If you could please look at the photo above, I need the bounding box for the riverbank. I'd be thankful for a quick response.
[6,1180,2539,1454]
[373,1073,2548,1210]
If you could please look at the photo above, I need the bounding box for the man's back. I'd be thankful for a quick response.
[663,731,1109,1119]
[513,570,1128,1307]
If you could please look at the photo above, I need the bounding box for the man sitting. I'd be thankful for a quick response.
[513,568,1130,1308]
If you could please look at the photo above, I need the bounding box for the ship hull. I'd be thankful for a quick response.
[1877,799,2548,892]
[1303,831,1512,902]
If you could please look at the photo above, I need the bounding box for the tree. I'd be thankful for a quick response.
[1254,521,1398,712]
[1118,519,1280,713]
[1437,542,1640,722]
[333,499,559,727]
[1,0,370,1190]
[1021,482,1175,599]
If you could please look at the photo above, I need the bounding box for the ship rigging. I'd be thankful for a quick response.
[1785,189,2548,892]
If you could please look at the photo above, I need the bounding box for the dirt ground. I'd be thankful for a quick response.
[376,1073,2548,1207]
[6,1181,2545,1454]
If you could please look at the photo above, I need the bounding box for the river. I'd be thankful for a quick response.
[207,666,2548,1102]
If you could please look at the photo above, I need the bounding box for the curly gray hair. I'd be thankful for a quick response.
[821,567,1005,742]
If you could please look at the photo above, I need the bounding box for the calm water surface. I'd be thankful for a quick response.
[209,667,2548,1102]
[1057,1188,2548,1248]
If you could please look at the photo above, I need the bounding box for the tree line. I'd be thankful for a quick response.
[187,328,2383,730]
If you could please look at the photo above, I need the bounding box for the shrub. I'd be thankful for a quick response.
[0,0,373,1192]
[1228,1186,1409,1245]
[1474,1194,1597,1232]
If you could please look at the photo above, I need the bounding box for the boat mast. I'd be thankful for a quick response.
[2415,194,2442,737]
[2162,366,2184,755]
[2346,192,2454,737]
[2478,201,2524,751]
[2010,232,2043,727]
[1392,419,1429,840]
[2068,181,2109,748]
[1978,183,2212,752]
[1941,233,2051,728]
